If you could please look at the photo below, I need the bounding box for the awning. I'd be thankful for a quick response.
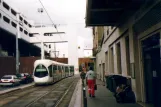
[86,0,144,26]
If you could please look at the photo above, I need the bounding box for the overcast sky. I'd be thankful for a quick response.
[5,0,93,49]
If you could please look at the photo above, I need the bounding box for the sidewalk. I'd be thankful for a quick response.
[86,79,142,107]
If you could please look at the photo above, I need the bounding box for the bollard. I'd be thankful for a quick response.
[82,79,87,107]
[83,86,87,107]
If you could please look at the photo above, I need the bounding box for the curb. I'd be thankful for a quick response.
[68,79,82,107]
[0,83,34,95]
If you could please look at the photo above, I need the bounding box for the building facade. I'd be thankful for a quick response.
[87,0,161,106]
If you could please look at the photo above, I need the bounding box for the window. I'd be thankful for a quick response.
[11,9,16,16]
[3,2,10,10]
[110,47,114,73]
[125,36,130,75]
[24,20,28,25]
[3,16,10,23]
[116,43,122,74]
[44,33,53,36]
[19,16,23,21]
[28,24,32,28]
[29,33,33,37]
[34,64,48,77]
[53,65,57,72]
[49,45,51,48]
[19,27,23,32]
[111,26,114,29]
[70,66,74,72]
[48,65,52,77]
[11,22,17,28]
[65,66,69,72]
[107,28,109,35]
[24,30,28,35]
[58,66,62,71]
[0,13,1,18]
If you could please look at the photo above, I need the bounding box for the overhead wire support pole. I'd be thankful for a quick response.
[38,8,44,59]
[16,13,20,74]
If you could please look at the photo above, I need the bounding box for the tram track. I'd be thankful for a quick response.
[1,77,79,107]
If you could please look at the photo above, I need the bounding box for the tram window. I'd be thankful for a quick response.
[65,66,69,72]
[11,9,16,16]
[48,65,52,77]
[70,66,74,72]
[34,64,48,78]
[58,66,61,71]
[53,65,57,71]
[3,2,10,10]
[11,22,17,28]
[3,16,10,23]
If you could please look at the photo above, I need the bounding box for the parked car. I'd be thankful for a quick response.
[16,73,33,84]
[0,75,20,86]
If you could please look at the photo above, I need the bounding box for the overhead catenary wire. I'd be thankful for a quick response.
[38,0,62,39]
[38,0,63,56]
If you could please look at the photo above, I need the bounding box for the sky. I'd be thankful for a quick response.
[5,0,93,51]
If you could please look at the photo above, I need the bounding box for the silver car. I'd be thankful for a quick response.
[0,75,20,86]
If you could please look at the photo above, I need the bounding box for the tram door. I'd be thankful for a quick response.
[142,33,161,106]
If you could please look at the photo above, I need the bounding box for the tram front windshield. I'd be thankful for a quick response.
[34,64,48,78]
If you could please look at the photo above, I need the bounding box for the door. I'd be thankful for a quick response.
[142,33,161,106]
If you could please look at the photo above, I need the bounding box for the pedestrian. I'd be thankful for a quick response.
[80,70,86,85]
[86,66,96,98]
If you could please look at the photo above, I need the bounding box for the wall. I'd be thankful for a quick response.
[0,57,68,78]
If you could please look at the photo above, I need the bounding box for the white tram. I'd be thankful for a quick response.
[33,59,74,85]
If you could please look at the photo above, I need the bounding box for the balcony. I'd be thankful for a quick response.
[86,0,144,26]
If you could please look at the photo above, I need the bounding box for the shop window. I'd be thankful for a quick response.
[11,9,16,16]
[11,22,17,28]
[3,2,10,10]
[3,16,10,23]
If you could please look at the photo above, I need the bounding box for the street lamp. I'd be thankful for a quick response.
[38,8,44,59]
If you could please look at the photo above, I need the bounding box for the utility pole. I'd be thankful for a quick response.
[16,13,20,74]
[54,43,56,58]
[38,8,44,59]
